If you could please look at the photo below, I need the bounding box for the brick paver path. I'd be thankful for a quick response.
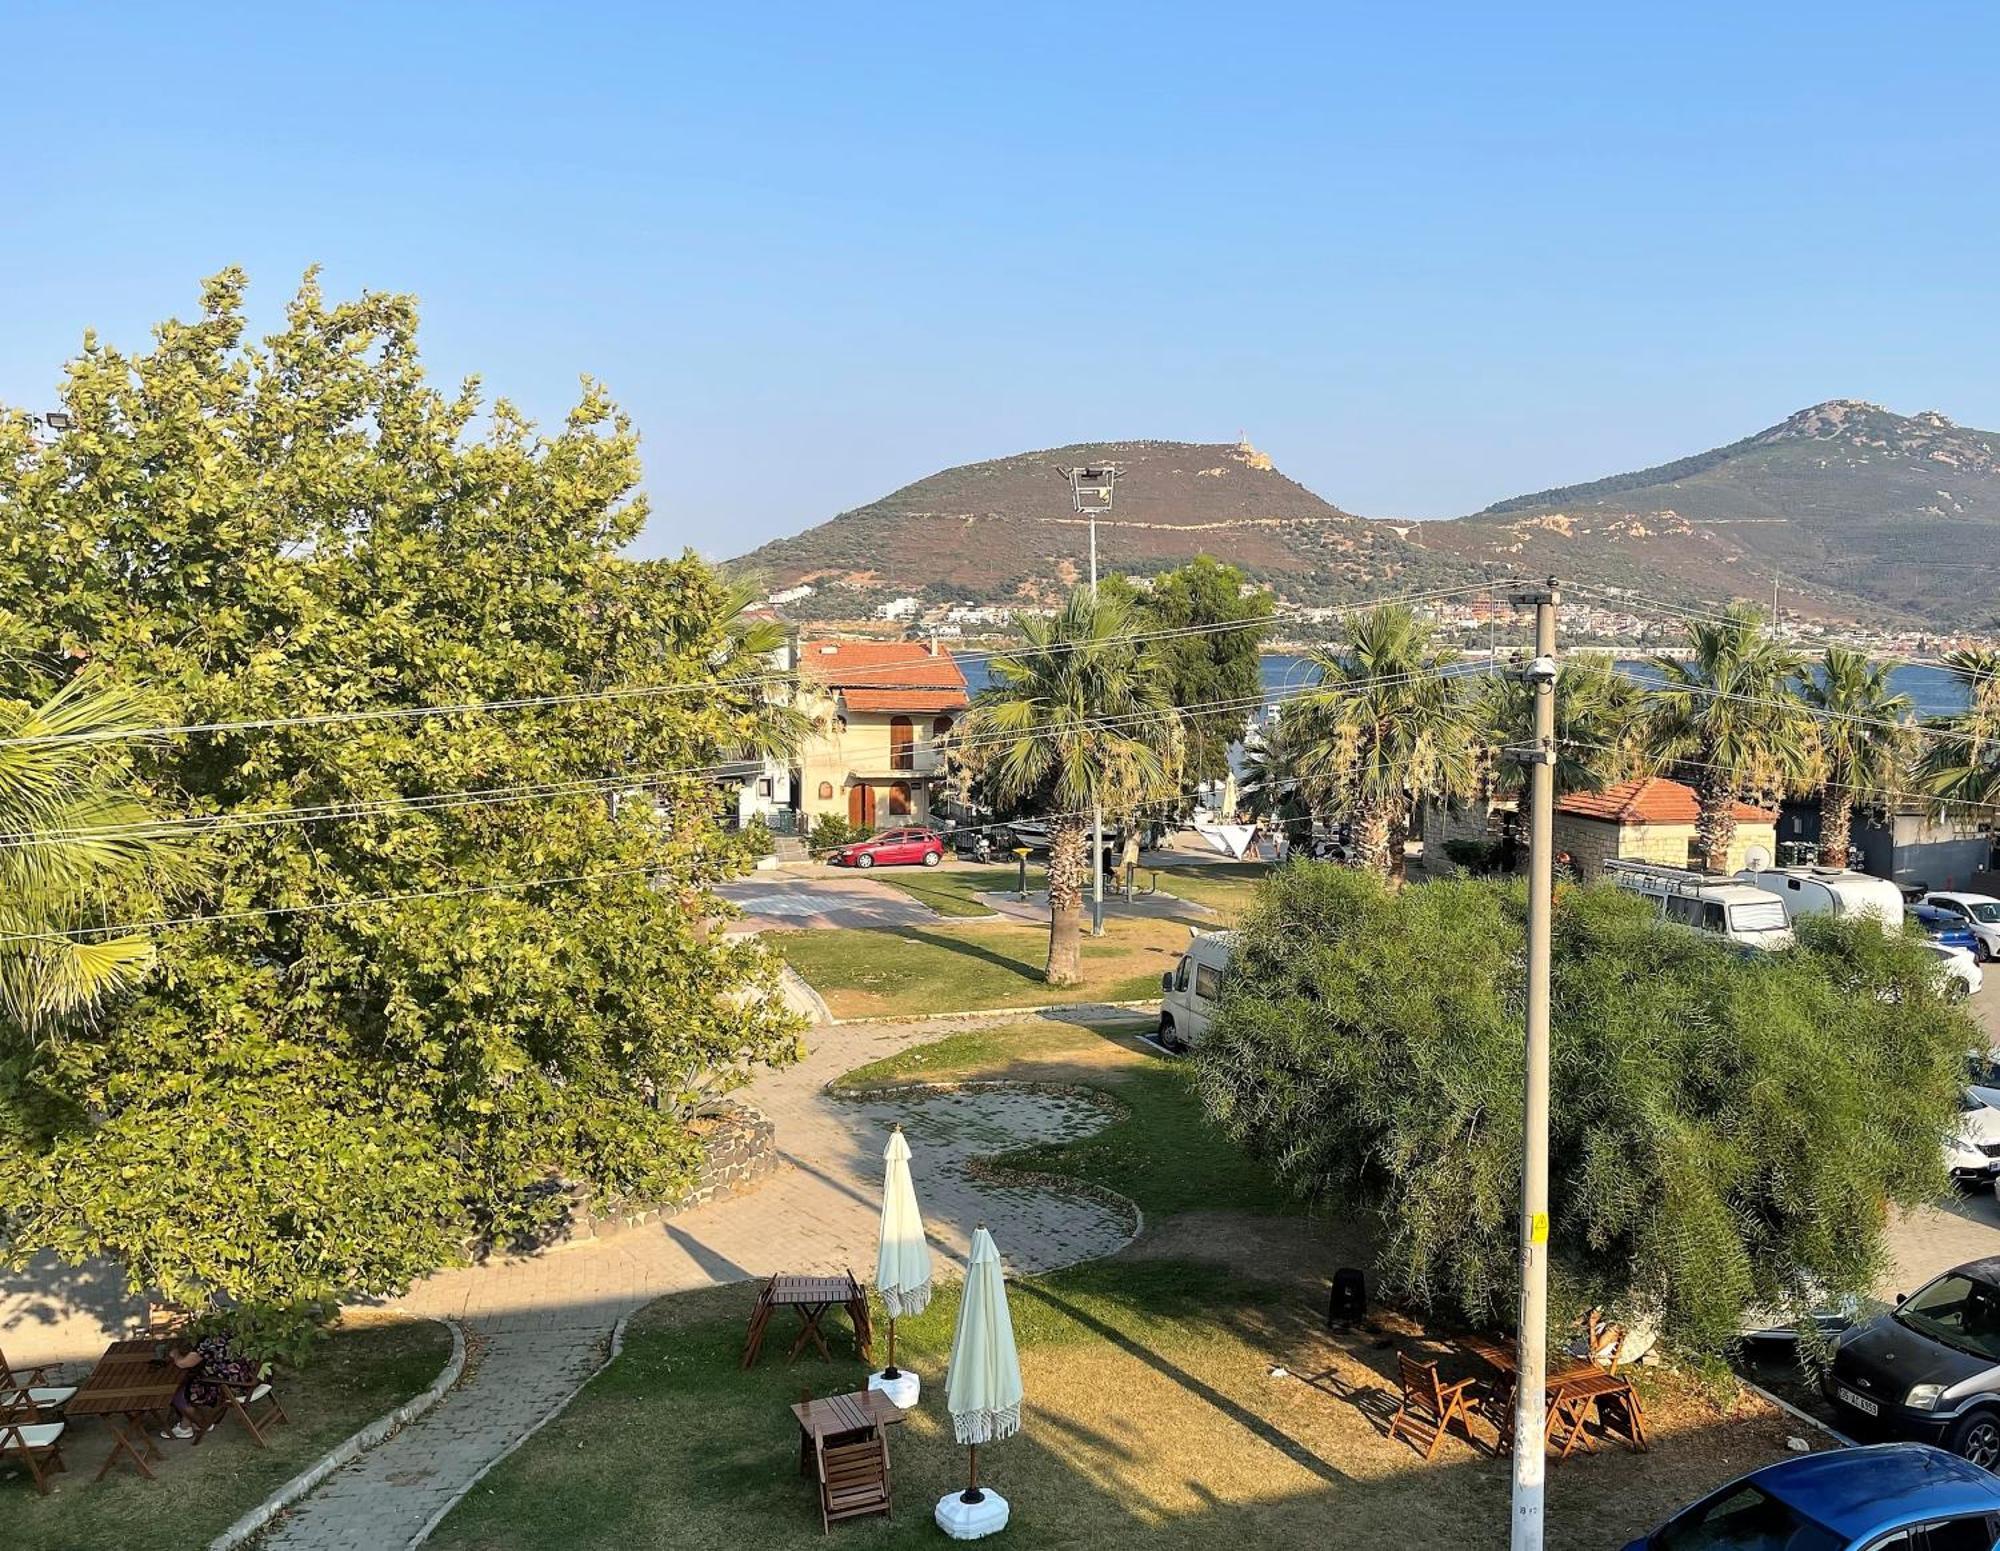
[252,1010,1133,1550]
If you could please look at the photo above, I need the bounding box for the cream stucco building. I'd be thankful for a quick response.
[795,639,969,830]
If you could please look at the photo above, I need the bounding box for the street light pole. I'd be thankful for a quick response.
[1509,578,1560,1551]
[1060,463,1118,938]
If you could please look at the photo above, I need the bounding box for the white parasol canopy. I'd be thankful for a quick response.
[874,1125,933,1319]
[944,1226,1023,1445]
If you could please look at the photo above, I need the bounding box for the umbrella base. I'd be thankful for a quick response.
[935,1488,1008,1539]
[868,1368,921,1408]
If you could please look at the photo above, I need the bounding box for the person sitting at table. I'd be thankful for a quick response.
[159,1331,259,1442]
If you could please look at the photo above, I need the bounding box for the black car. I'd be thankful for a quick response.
[1827,1257,2000,1467]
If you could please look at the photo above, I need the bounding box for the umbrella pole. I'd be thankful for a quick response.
[882,1316,900,1380]
[962,1442,984,1504]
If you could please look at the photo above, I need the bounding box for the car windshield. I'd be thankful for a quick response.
[1895,1271,2000,1361]
[1651,1482,1841,1551]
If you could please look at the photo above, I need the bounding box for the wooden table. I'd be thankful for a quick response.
[743,1273,873,1368]
[1455,1335,1613,1454]
[789,1389,906,1475]
[63,1346,188,1481]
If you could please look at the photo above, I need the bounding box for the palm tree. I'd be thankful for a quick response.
[1291,605,1480,878]
[1797,646,1911,868]
[1477,653,1643,865]
[0,674,192,1042]
[1643,607,1812,873]
[962,590,1181,986]
[1913,648,2000,816]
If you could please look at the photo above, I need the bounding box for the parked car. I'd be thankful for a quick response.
[1924,941,1985,1001]
[995,821,1118,870]
[1947,1092,2000,1187]
[1925,893,2000,963]
[1737,865,1907,932]
[1604,861,1796,951]
[1910,905,1983,957]
[1622,1443,2000,1550]
[1157,930,1236,1053]
[826,827,945,869]
[1826,1259,2000,1464]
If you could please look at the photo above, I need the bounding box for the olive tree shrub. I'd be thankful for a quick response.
[1194,865,1969,1351]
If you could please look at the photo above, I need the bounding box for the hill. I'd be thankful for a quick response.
[1412,400,2000,628]
[731,439,1482,617]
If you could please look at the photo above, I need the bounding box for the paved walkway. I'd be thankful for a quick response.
[715,868,947,932]
[253,1010,1133,1550]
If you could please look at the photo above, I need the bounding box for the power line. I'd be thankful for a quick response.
[1,580,1522,752]
[3,663,1481,849]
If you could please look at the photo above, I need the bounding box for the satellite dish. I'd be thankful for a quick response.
[1743,845,1773,873]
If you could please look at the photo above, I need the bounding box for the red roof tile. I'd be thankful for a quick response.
[801,639,967,691]
[840,688,969,714]
[1557,776,1773,826]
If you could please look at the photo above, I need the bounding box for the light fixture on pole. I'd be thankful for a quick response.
[1057,462,1119,938]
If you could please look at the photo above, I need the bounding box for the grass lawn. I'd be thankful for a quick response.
[870,863,1023,917]
[780,914,1188,1018]
[8,1313,452,1551]
[432,1014,1806,1551]
[1146,862,1271,919]
[426,1258,1802,1551]
[832,1016,1293,1219]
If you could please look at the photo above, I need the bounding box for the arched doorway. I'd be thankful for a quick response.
[887,781,912,819]
[848,783,876,827]
[889,716,915,771]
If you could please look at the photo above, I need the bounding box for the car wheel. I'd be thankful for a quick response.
[922,850,942,867]
[1157,1014,1180,1053]
[1949,1410,2000,1469]
[855,854,874,869]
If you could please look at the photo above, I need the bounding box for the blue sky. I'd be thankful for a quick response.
[5,2,1998,558]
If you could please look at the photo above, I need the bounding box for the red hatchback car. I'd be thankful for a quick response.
[830,828,946,869]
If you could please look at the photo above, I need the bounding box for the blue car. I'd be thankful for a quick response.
[1623,1443,2000,1549]
[1911,904,1983,957]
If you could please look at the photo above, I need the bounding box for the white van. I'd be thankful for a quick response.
[1603,861,1795,950]
[1734,865,1904,932]
[1158,930,1236,1052]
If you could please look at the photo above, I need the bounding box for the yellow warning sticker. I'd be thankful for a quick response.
[1529,1212,1549,1245]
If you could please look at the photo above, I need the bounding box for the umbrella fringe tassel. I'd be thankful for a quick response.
[883,1279,933,1320]
[952,1404,1021,1446]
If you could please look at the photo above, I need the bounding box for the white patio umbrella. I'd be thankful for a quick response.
[870,1124,932,1404]
[936,1224,1022,1541]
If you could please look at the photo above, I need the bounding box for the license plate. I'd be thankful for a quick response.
[1837,1386,1880,1417]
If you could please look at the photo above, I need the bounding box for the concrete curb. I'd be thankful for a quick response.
[1740,1378,1858,1448]
[408,1314,632,1547]
[832,999,1155,1026]
[208,1318,466,1551]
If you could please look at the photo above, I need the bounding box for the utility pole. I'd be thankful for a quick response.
[1059,464,1118,937]
[1508,577,1560,1551]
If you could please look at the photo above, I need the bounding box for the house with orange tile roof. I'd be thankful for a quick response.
[1554,777,1777,876]
[795,638,970,831]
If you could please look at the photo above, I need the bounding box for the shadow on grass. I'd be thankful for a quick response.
[898,927,1048,983]
[1011,1279,1350,1486]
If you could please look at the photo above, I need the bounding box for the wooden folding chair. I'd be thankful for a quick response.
[0,1345,76,1418]
[0,1416,68,1495]
[1387,1352,1479,1460]
[843,1269,873,1364]
[814,1429,892,1533]
[193,1365,289,1447]
[743,1277,779,1369]
[1547,1371,1647,1460]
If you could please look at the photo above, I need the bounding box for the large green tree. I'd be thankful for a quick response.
[0,271,802,1337]
[1797,646,1912,869]
[1102,557,1272,788]
[1290,604,1479,877]
[1645,608,1812,872]
[1915,649,2000,817]
[961,589,1181,985]
[1195,865,1968,1352]
[1473,653,1641,866]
